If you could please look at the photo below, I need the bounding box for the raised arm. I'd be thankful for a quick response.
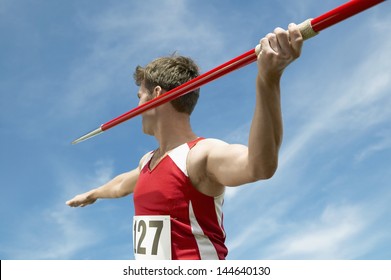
[248,23,303,178]
[194,24,303,188]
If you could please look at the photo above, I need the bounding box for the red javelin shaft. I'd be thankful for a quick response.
[72,0,385,144]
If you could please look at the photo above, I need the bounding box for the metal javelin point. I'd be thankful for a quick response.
[72,127,103,145]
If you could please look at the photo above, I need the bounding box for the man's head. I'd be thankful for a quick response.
[133,54,200,115]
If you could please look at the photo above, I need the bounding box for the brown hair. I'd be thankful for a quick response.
[133,54,200,114]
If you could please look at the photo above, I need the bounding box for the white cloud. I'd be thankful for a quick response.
[260,203,384,259]
[2,160,115,259]
[1,203,101,259]
[225,175,391,259]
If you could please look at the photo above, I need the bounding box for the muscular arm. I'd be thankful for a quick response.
[198,24,303,187]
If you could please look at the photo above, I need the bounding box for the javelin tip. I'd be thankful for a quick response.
[72,127,103,145]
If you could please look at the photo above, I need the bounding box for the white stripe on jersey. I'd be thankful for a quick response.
[167,143,190,176]
[141,151,154,170]
[188,201,219,260]
[214,193,226,238]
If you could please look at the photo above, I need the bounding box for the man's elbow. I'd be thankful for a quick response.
[248,161,278,181]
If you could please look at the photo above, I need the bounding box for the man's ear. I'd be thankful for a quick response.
[153,86,163,98]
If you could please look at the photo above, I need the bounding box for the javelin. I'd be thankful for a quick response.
[72,0,386,144]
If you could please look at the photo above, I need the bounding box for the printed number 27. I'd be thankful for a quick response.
[134,220,163,255]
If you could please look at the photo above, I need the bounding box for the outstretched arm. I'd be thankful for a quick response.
[66,168,139,207]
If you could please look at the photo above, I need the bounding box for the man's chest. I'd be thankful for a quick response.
[134,159,191,218]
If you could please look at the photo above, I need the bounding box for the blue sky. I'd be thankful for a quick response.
[1,0,390,260]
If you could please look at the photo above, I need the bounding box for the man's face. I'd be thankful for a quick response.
[137,82,155,135]
[137,82,152,105]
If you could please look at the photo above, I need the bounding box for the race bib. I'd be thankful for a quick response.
[133,215,171,260]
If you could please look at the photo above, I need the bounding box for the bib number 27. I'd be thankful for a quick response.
[133,215,171,260]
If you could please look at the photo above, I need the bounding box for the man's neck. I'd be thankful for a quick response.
[153,112,197,154]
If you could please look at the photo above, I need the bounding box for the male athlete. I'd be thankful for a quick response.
[66,24,303,259]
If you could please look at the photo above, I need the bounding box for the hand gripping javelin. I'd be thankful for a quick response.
[72,0,386,145]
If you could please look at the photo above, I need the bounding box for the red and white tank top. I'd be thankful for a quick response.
[133,138,227,260]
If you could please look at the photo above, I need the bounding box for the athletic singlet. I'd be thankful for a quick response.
[133,138,228,260]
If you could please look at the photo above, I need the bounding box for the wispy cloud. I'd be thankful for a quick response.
[261,203,383,259]
[1,160,115,259]
[354,130,391,163]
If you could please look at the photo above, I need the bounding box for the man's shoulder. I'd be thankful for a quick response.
[196,137,229,148]
[192,138,228,153]
[188,138,229,163]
